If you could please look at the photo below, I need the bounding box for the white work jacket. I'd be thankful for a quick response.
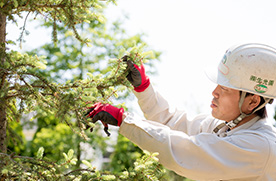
[119,84,276,181]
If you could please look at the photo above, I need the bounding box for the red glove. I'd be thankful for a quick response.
[85,103,124,136]
[123,56,150,92]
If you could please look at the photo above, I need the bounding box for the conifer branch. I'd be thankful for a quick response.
[18,12,30,48]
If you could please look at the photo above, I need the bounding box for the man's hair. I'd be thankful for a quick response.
[240,92,267,118]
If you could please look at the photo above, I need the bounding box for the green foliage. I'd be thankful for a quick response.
[25,114,109,167]
[128,150,165,181]
[7,119,26,154]
[107,134,143,173]
[1,0,116,44]
[31,123,77,160]
[0,147,167,180]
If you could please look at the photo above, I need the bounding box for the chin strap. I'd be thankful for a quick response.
[213,92,273,133]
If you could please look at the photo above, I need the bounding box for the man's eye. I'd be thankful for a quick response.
[221,86,227,90]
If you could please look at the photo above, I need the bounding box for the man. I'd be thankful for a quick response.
[87,43,276,180]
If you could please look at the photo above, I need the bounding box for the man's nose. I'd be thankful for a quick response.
[212,85,219,98]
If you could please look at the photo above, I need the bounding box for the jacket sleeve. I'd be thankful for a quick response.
[119,114,270,181]
[133,84,208,135]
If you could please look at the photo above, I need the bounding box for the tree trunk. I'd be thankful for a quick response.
[0,12,7,153]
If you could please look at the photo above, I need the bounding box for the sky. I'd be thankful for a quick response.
[7,0,276,123]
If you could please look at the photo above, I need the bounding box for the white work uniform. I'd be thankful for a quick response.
[119,84,276,181]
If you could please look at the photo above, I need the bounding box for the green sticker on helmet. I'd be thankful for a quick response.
[254,84,267,93]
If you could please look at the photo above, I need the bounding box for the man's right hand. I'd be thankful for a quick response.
[85,102,124,136]
[122,55,150,92]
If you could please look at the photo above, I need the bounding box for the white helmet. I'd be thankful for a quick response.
[207,43,276,99]
[206,43,276,132]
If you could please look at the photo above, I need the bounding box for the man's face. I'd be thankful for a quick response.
[210,85,241,122]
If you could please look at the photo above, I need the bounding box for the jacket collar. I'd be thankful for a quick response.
[217,116,261,137]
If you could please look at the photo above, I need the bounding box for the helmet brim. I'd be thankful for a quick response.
[205,66,218,84]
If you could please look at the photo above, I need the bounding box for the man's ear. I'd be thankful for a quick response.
[248,95,261,112]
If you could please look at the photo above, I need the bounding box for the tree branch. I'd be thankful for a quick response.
[64,168,96,177]
[18,12,30,49]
